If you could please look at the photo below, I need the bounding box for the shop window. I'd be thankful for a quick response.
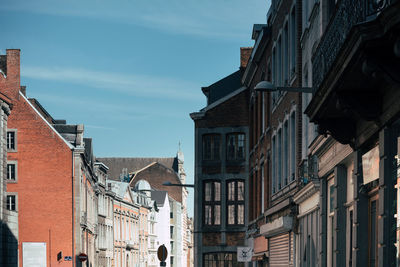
[203,253,243,267]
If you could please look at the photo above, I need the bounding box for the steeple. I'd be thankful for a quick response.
[177,142,186,184]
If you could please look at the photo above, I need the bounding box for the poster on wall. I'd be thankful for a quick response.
[23,242,46,267]
[362,145,380,185]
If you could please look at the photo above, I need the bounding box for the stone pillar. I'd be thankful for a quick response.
[352,150,368,267]
[333,165,347,267]
[378,127,396,267]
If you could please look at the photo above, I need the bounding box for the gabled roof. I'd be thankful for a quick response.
[97,157,178,181]
[201,70,243,105]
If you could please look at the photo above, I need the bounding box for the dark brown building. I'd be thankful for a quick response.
[190,49,250,267]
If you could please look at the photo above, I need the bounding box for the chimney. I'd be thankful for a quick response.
[240,47,253,69]
[0,49,21,100]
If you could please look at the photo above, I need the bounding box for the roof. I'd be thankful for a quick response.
[201,70,243,105]
[151,191,168,207]
[97,157,178,181]
[108,180,130,199]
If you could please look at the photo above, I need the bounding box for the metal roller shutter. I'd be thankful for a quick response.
[269,233,291,267]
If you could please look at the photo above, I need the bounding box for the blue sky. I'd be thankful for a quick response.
[0,0,269,216]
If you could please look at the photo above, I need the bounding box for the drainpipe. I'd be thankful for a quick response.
[72,151,75,267]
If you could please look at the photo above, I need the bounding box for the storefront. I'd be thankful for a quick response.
[260,215,294,267]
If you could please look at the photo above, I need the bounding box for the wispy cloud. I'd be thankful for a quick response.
[23,65,200,101]
[30,92,188,122]
[1,0,267,40]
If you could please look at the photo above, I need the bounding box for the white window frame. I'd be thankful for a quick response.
[6,129,17,152]
[7,161,17,182]
[6,193,17,211]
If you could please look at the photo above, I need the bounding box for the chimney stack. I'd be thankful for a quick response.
[240,47,253,69]
[0,49,21,100]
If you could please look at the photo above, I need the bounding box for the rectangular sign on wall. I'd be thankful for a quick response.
[362,145,380,185]
[23,242,47,267]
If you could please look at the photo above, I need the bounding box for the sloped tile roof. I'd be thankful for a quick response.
[97,157,178,181]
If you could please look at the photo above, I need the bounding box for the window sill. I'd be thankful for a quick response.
[6,179,17,184]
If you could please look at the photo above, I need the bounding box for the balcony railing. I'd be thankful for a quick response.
[312,0,395,92]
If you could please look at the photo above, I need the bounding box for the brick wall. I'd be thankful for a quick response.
[132,163,183,203]
[194,89,249,129]
[1,50,75,267]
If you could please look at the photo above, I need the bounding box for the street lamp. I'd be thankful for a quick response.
[254,81,313,93]
[162,181,195,188]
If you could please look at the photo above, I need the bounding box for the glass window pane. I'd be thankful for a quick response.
[238,134,245,159]
[205,182,211,201]
[213,136,220,160]
[228,182,234,201]
[205,205,212,225]
[228,205,235,225]
[237,181,244,201]
[214,182,221,201]
[214,205,221,225]
[238,205,244,224]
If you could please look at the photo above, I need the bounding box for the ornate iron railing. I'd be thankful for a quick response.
[312,0,394,92]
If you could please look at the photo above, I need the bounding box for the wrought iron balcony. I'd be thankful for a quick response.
[312,0,396,92]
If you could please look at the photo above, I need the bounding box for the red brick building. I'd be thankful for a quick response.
[0,49,98,267]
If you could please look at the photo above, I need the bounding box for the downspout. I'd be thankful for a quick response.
[72,150,75,267]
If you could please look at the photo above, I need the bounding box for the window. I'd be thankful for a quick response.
[227,133,245,160]
[170,256,174,266]
[277,36,282,86]
[170,226,174,239]
[283,23,289,84]
[7,131,16,150]
[290,112,296,180]
[290,6,296,75]
[227,180,245,225]
[203,181,221,226]
[272,136,276,193]
[277,129,282,189]
[283,121,289,185]
[170,212,173,219]
[6,195,16,211]
[202,134,221,160]
[7,163,16,180]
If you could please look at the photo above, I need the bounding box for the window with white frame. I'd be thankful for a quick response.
[7,163,16,181]
[7,130,16,151]
[6,194,16,211]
